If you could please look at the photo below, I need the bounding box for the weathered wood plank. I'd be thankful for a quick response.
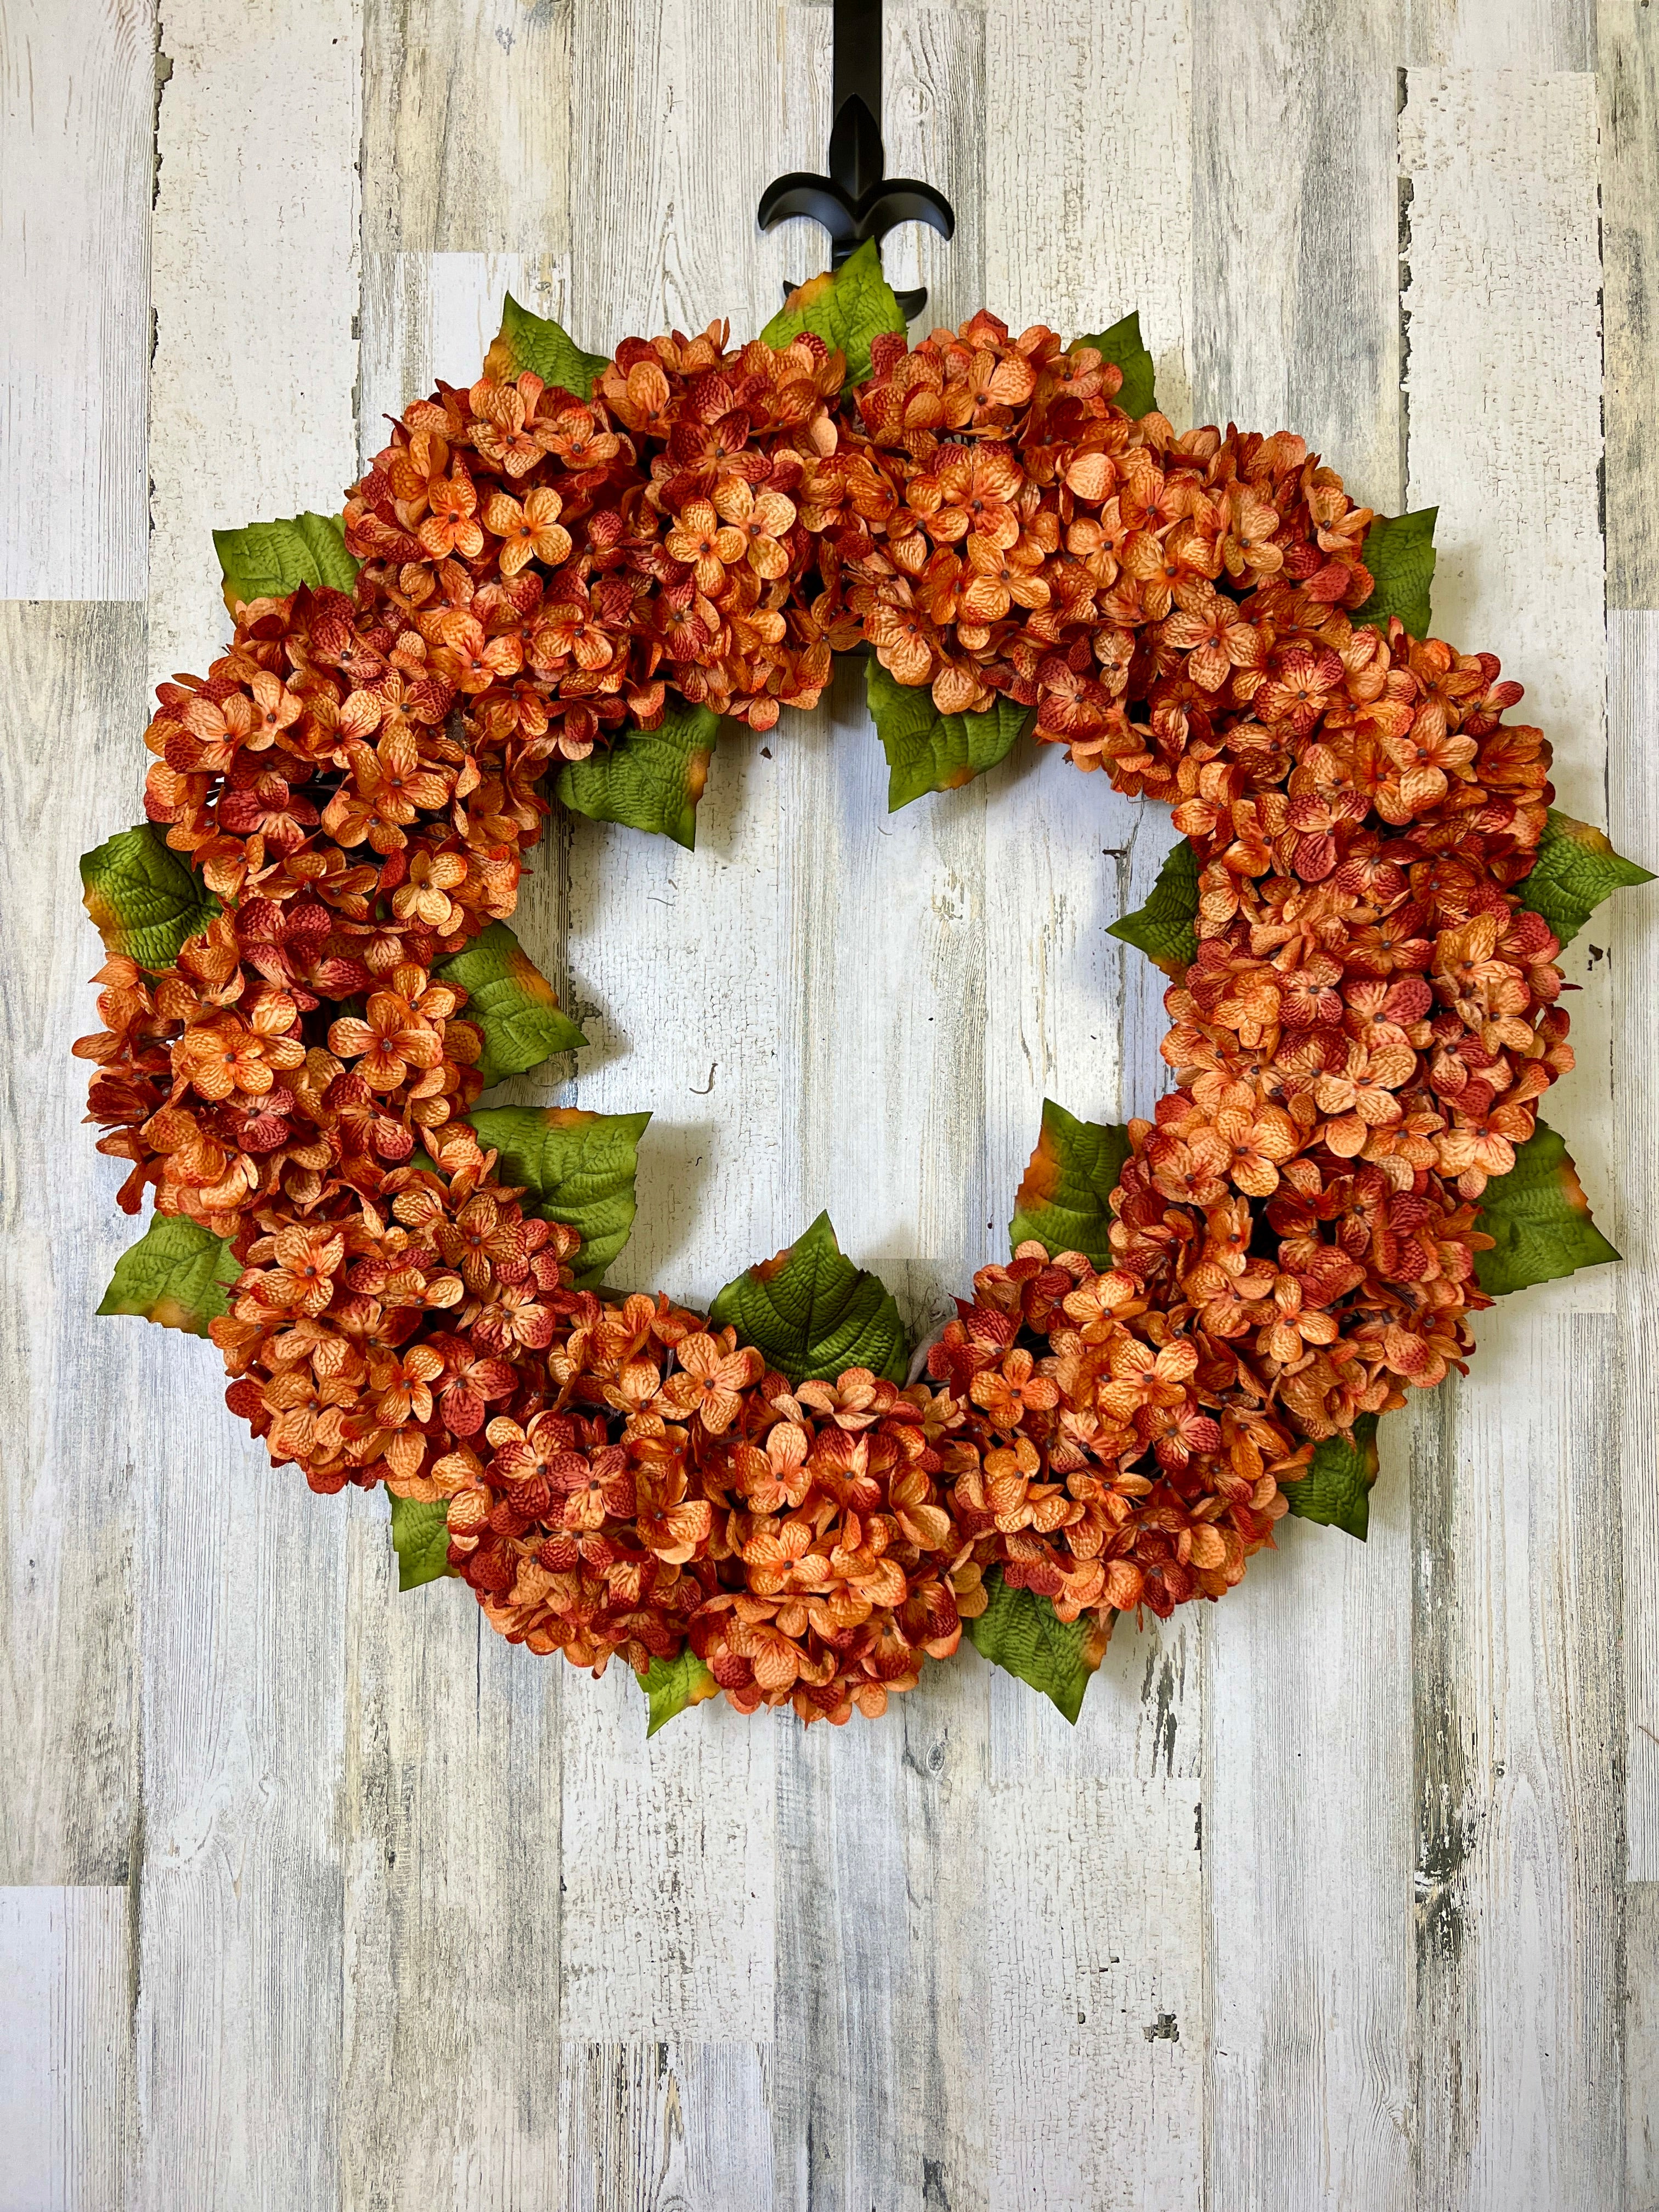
[766,15,998,2209]
[0,603,148,1889]
[986,1779,1203,2210]
[1629,1883,1659,2212]
[1193,9,1417,2207]
[551,9,785,2130]
[148,0,363,686]
[982,0,1192,1190]
[1403,66,1613,1279]
[1403,0,1594,71]
[771,1667,991,2212]
[0,0,153,598]
[1407,1316,1624,2209]
[1401,73,1622,2209]
[340,254,568,2208]
[363,0,570,255]
[135,7,361,2204]
[560,2042,772,2212]
[1609,607,1659,1880]
[338,1516,564,2208]
[563,0,789,1308]
[558,1671,775,2040]
[974,8,1210,2197]
[1600,0,1659,608]
[0,1886,131,2212]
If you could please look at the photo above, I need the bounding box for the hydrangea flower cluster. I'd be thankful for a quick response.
[76,303,1568,1723]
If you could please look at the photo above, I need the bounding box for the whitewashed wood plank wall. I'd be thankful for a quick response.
[1,1,1654,2205]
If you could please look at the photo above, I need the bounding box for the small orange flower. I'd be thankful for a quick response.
[328,986,447,1091]
[659,1333,763,1435]
[665,499,745,594]
[483,487,572,576]
[712,479,797,580]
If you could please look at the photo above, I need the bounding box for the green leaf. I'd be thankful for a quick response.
[1072,309,1157,419]
[435,921,586,1087]
[556,705,719,850]
[964,1570,1101,1724]
[80,824,221,970]
[468,1105,651,1287]
[1516,808,1654,950]
[212,510,360,612]
[390,1495,458,1591]
[1473,1119,1620,1297]
[708,1212,909,1386]
[1352,507,1437,640]
[866,658,1032,810]
[1107,837,1199,977]
[96,1215,239,1336]
[490,294,610,398]
[1280,1414,1381,1541]
[637,1647,720,1737]
[1009,1099,1132,1270]
[759,236,909,390]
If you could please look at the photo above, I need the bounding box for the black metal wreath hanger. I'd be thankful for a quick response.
[757,0,956,319]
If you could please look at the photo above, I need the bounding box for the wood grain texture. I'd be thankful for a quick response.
[1403,0,1594,69]
[1402,67,1624,2212]
[339,1513,565,2208]
[134,7,362,2207]
[343,278,566,2168]
[1193,11,1417,2209]
[976,8,1209,2199]
[768,19,1001,2210]
[0,0,154,598]
[1609,608,1659,1880]
[148,0,363,685]
[988,1779,1202,2210]
[1600,0,1659,608]
[345,22,578,2190]
[0,603,148,1889]
[1407,1318,1623,2210]
[561,2041,775,2212]
[363,0,571,254]
[0,1887,130,2212]
[1401,66,1612,1272]
[563,0,791,1310]
[1629,1883,1659,2212]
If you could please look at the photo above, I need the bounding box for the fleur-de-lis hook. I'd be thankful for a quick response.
[757,0,955,320]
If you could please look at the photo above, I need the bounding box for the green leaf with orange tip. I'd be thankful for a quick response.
[866,658,1032,810]
[637,1647,720,1737]
[212,510,359,613]
[467,1104,651,1286]
[1009,1099,1132,1272]
[1352,507,1437,641]
[759,236,907,389]
[390,1495,458,1591]
[1071,309,1156,419]
[555,704,719,850]
[1279,1414,1380,1541]
[708,1212,909,1387]
[963,1569,1104,1724]
[1472,1120,1620,1298]
[95,1215,239,1337]
[1516,808,1654,950]
[1107,836,1199,977]
[489,294,609,399]
[80,824,221,972]
[433,921,586,1087]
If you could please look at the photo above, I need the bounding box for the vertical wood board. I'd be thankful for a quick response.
[0,0,154,597]
[0,1887,131,2212]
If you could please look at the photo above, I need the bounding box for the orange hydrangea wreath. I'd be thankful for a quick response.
[76,252,1649,1730]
